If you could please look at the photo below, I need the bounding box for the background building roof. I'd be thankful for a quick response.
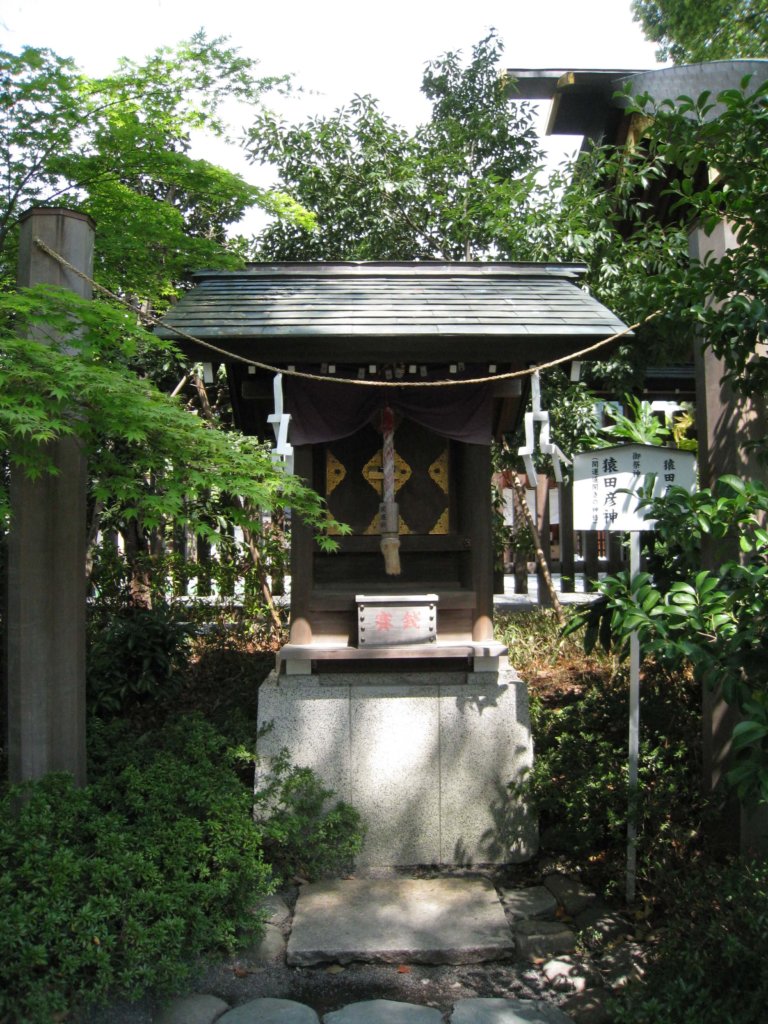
[506,60,768,147]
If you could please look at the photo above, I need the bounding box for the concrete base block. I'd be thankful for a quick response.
[256,659,537,867]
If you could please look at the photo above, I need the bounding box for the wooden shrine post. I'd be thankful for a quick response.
[559,478,575,593]
[6,209,94,786]
[690,219,768,853]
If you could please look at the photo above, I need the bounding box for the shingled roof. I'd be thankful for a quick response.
[156,262,630,364]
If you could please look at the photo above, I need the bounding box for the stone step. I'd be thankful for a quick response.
[287,877,515,967]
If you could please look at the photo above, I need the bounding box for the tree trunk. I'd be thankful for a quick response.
[121,520,153,609]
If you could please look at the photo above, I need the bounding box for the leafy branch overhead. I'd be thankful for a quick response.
[0,34,309,303]
[0,36,343,558]
[0,286,344,546]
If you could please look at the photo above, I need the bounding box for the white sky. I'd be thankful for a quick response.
[1,0,664,228]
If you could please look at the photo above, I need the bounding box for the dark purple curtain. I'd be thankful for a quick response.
[284,378,492,446]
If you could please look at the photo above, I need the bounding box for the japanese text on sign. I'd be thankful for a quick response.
[357,594,438,646]
[572,445,697,532]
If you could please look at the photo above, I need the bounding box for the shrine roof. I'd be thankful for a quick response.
[156,262,630,363]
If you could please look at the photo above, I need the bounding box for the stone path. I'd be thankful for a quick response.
[91,870,643,1024]
[158,995,577,1023]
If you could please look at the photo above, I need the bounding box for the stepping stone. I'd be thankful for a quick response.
[218,998,320,1023]
[324,1000,443,1023]
[156,994,230,1024]
[572,905,628,949]
[514,920,576,959]
[543,875,596,917]
[450,997,575,1023]
[256,894,292,928]
[499,886,557,921]
[557,991,612,1024]
[287,877,514,966]
[240,923,287,965]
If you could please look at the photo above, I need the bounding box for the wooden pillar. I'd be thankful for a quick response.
[512,477,528,594]
[7,209,94,786]
[289,445,314,645]
[535,476,552,607]
[690,219,768,852]
[584,531,600,592]
[461,443,494,642]
[559,479,575,593]
[606,531,624,575]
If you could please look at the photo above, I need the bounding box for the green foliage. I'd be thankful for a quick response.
[567,476,768,806]
[87,602,194,715]
[0,37,332,584]
[612,856,768,1024]
[0,705,366,1022]
[178,633,273,744]
[0,34,304,298]
[0,716,273,1023]
[0,285,342,545]
[543,370,602,461]
[632,0,768,63]
[248,94,418,261]
[521,664,704,883]
[599,395,670,447]
[539,76,768,400]
[415,31,541,261]
[249,31,541,262]
[255,749,365,883]
[495,608,595,676]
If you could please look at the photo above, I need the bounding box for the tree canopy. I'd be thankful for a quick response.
[505,65,768,403]
[0,35,333,548]
[0,34,311,303]
[632,0,768,63]
[248,32,541,262]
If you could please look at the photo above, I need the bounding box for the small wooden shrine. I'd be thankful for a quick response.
[159,262,628,673]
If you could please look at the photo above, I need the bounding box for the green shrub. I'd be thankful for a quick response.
[518,664,706,890]
[613,857,768,1024]
[174,633,274,745]
[0,712,366,1022]
[87,602,194,715]
[0,717,273,1023]
[255,749,365,882]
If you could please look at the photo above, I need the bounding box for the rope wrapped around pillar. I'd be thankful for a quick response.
[379,405,401,575]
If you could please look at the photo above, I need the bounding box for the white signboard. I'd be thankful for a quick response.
[572,444,697,532]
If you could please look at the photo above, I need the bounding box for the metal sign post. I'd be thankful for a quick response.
[573,444,696,905]
[626,530,642,905]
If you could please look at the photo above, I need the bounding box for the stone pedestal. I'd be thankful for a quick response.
[256,659,537,868]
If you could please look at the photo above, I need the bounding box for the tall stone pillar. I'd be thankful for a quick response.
[7,208,94,786]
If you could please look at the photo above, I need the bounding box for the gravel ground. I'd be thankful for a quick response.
[86,953,553,1023]
[85,863,639,1024]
